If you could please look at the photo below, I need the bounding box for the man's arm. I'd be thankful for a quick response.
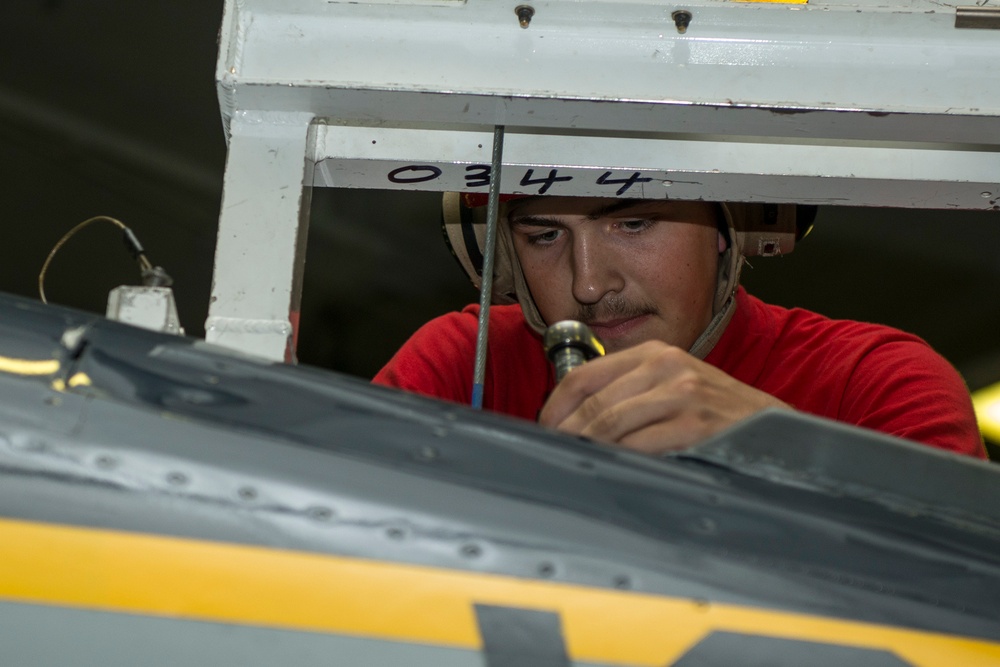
[373,304,554,421]
[373,311,476,405]
[538,339,986,458]
[839,340,985,457]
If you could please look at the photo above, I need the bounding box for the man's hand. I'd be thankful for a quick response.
[538,341,792,454]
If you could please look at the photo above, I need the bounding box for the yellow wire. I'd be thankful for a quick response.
[37,216,152,304]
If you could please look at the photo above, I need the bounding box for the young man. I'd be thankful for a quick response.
[374,195,985,459]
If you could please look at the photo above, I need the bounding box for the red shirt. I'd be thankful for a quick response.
[374,288,985,458]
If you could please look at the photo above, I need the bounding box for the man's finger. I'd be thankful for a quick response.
[576,389,687,444]
[540,342,691,426]
[538,346,652,427]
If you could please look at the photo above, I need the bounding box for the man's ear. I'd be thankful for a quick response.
[718,230,727,254]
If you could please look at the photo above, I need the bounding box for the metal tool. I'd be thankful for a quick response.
[543,321,605,382]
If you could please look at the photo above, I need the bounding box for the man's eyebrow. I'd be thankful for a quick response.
[509,200,651,227]
[507,215,564,228]
[585,199,649,220]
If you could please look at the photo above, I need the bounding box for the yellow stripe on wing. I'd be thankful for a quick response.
[0,517,997,666]
[0,356,60,377]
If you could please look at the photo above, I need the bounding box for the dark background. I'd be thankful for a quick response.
[3,1,999,395]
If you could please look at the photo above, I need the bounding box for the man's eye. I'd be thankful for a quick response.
[527,229,561,245]
[619,219,654,233]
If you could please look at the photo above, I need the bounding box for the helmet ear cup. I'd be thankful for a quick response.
[732,203,802,257]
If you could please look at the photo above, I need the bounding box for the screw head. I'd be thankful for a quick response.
[672,9,693,34]
[515,4,535,28]
[166,471,188,486]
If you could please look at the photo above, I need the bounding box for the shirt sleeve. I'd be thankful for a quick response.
[372,310,477,405]
[839,340,986,458]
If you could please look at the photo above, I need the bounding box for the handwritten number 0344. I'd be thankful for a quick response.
[386,165,653,197]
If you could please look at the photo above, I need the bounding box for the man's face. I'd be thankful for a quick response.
[507,197,722,354]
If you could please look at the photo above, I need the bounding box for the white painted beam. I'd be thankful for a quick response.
[206,111,315,361]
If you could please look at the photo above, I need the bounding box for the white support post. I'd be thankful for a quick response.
[205,110,316,362]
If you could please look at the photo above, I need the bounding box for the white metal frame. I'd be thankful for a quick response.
[208,0,1000,360]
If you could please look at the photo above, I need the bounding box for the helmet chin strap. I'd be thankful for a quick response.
[687,254,743,360]
[687,207,743,359]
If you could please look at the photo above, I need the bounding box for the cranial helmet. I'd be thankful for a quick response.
[442,193,815,358]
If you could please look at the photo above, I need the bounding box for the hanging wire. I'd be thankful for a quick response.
[38,215,157,304]
[471,125,505,409]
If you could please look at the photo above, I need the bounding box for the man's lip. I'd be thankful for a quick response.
[586,314,651,339]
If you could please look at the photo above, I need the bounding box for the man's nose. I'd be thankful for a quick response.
[570,236,625,305]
